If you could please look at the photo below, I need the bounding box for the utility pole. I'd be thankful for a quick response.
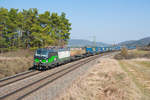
[93,35,96,47]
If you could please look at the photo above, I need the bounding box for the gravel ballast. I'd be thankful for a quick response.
[22,55,101,100]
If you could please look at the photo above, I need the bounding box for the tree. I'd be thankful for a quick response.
[0,8,8,48]
[0,7,72,51]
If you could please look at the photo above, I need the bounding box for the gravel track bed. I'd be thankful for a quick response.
[0,71,40,87]
[4,57,95,100]
[0,70,33,82]
[0,55,97,100]
[23,53,115,100]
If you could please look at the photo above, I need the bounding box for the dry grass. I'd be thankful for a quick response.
[0,49,34,57]
[119,59,150,100]
[128,49,150,55]
[55,58,142,100]
[0,49,34,79]
[114,49,150,60]
[134,61,150,68]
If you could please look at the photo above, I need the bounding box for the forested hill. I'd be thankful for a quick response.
[68,39,109,47]
[0,8,71,50]
[118,37,150,46]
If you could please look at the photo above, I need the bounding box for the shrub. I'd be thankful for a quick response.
[120,48,128,58]
[29,47,38,50]
[114,48,129,60]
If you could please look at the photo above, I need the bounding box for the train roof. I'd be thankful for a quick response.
[36,48,70,53]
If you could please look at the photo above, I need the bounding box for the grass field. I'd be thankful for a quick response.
[119,59,150,100]
[0,49,34,79]
[55,58,143,100]
[128,49,150,55]
[114,49,150,60]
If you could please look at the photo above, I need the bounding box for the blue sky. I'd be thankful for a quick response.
[0,0,150,44]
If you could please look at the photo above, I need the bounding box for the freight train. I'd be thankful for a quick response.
[33,46,136,70]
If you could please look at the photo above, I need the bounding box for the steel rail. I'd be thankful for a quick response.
[0,55,99,100]
[0,71,41,88]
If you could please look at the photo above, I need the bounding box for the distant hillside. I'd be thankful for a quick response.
[68,39,109,47]
[118,37,150,46]
[68,37,150,47]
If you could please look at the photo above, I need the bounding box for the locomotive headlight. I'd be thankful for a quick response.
[34,58,39,63]
[42,59,47,63]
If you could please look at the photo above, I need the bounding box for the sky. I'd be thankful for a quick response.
[0,0,150,44]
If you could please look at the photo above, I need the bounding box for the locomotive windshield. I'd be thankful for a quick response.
[35,49,48,57]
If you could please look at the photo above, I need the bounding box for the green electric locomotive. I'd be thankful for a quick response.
[34,47,71,70]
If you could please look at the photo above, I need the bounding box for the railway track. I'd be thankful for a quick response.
[0,70,41,88]
[0,70,33,82]
[0,53,111,100]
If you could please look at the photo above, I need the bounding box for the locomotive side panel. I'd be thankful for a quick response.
[58,51,70,59]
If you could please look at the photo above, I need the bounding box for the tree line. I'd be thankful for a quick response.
[0,8,71,51]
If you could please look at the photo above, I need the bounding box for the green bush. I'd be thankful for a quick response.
[29,47,38,50]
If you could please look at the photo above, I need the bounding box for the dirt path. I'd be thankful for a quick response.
[55,58,142,100]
